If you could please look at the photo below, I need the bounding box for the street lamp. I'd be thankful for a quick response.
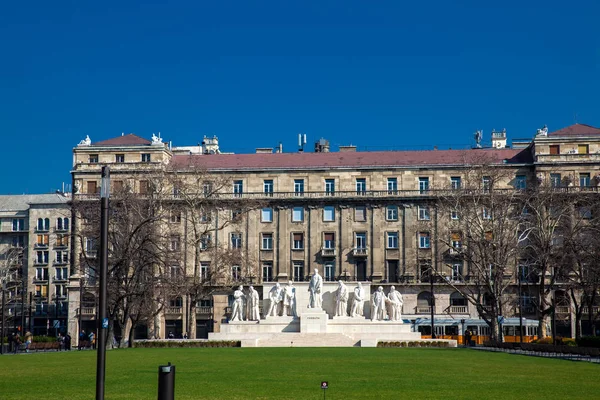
[96,166,110,400]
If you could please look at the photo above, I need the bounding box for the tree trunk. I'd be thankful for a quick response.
[188,304,197,339]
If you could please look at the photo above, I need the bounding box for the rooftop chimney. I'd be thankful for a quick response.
[314,138,330,153]
[339,145,357,152]
[255,148,273,154]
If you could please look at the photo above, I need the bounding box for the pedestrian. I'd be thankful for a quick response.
[57,333,65,351]
[183,332,188,339]
[464,329,472,347]
[89,331,96,350]
[79,330,86,350]
[13,333,22,353]
[24,331,32,353]
[65,333,72,351]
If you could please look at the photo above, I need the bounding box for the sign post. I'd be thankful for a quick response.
[321,381,328,400]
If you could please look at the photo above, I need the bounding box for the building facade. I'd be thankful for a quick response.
[67,124,600,341]
[0,194,71,336]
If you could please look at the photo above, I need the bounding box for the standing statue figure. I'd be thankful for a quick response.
[266,283,283,317]
[230,285,246,322]
[246,286,260,321]
[334,281,349,317]
[350,282,365,317]
[371,286,387,321]
[308,268,323,309]
[474,130,482,148]
[387,286,404,322]
[282,281,297,317]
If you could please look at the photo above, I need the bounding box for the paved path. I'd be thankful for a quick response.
[472,346,600,364]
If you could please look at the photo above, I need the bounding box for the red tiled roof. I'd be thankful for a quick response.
[171,148,532,171]
[548,124,600,137]
[93,134,152,146]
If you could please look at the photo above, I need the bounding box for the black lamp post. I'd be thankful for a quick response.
[96,166,110,400]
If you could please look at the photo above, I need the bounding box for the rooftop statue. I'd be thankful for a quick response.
[78,135,91,146]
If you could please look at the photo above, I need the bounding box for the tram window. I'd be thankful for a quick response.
[480,326,491,336]
[467,325,479,335]
[435,326,444,336]
[503,326,515,336]
[418,326,432,335]
[514,326,522,336]
[445,326,459,335]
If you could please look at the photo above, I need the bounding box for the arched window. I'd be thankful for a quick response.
[417,291,433,307]
[44,218,50,230]
[450,291,467,306]
[37,218,44,230]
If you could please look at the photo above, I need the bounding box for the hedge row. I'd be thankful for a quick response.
[133,340,241,348]
[576,336,600,348]
[377,341,451,348]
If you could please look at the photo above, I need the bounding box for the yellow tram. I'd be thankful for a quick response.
[414,318,541,345]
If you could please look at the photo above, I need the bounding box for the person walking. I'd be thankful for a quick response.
[24,331,32,353]
[65,333,72,351]
[88,331,96,350]
[79,330,86,350]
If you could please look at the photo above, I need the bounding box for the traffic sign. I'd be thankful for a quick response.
[321,381,328,389]
[102,318,109,329]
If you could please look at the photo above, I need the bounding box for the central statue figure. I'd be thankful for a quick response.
[307,268,323,309]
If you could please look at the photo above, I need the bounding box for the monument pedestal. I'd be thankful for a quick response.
[300,309,328,333]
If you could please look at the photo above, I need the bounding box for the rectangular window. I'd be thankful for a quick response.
[482,176,491,192]
[355,232,367,249]
[292,207,304,222]
[115,154,125,163]
[56,217,69,231]
[36,234,49,247]
[450,232,462,253]
[580,173,590,187]
[233,180,243,197]
[323,206,335,222]
[12,219,25,231]
[451,263,463,281]
[36,251,49,264]
[356,178,367,194]
[578,144,589,154]
[202,181,213,196]
[230,233,242,249]
[387,232,399,249]
[418,232,431,249]
[293,262,304,282]
[450,210,459,220]
[55,285,66,297]
[12,235,25,247]
[294,179,305,196]
[451,176,461,190]
[200,234,211,250]
[263,179,274,195]
[231,265,241,281]
[386,206,398,221]
[141,153,151,162]
[89,154,99,163]
[418,206,430,220]
[323,232,335,249]
[169,211,181,223]
[262,262,273,282]
[515,175,527,190]
[482,207,492,219]
[261,233,273,250]
[324,262,335,282]
[112,180,124,192]
[55,267,68,281]
[550,173,561,188]
[578,206,592,219]
[139,180,149,195]
[387,178,398,194]
[170,235,180,251]
[292,233,304,250]
[261,208,273,222]
[355,206,366,222]
[549,145,560,155]
[87,181,98,194]
[325,179,335,195]
[419,177,429,194]
[200,262,210,280]
[55,251,69,264]
[35,267,48,281]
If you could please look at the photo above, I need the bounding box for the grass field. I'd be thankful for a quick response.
[0,348,599,399]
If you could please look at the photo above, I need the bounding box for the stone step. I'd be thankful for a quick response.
[258,333,359,347]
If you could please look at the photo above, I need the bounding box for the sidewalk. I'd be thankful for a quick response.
[471,346,600,364]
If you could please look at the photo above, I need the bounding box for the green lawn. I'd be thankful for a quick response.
[0,348,598,399]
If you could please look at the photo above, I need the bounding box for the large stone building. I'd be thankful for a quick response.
[0,194,71,336]
[66,124,600,341]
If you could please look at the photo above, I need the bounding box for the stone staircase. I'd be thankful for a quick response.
[258,333,359,347]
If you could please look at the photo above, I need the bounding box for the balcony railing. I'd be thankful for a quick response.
[81,307,96,316]
[417,306,432,314]
[450,306,468,314]
[321,248,336,257]
[555,306,570,314]
[195,306,213,315]
[352,248,368,257]
[582,306,600,315]
[166,307,183,314]
[76,188,539,201]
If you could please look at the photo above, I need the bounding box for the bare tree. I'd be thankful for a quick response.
[436,153,531,341]
[74,172,173,347]
[167,166,264,337]
[0,246,23,334]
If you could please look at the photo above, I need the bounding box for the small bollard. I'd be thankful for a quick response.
[158,362,176,400]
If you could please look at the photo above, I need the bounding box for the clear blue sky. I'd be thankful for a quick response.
[1,0,598,194]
